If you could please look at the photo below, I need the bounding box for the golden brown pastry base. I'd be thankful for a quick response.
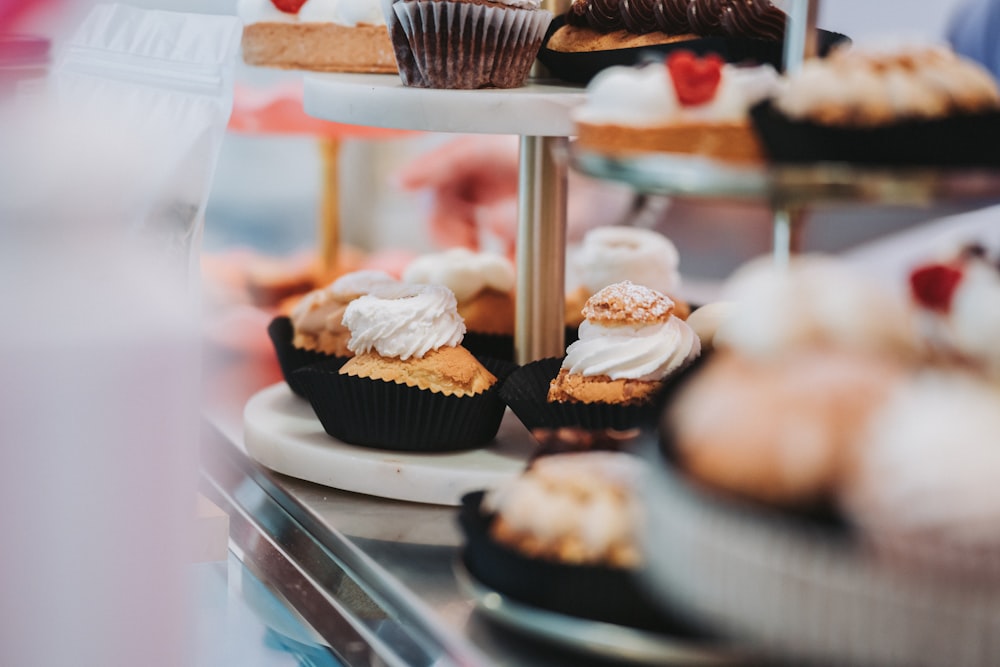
[546,24,695,53]
[242,22,397,73]
[490,515,640,567]
[340,345,497,397]
[460,288,516,336]
[565,286,691,329]
[547,368,660,406]
[576,120,764,164]
[293,328,352,358]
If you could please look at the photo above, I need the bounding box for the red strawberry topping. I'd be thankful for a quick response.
[910,263,964,313]
[270,0,307,14]
[667,50,724,106]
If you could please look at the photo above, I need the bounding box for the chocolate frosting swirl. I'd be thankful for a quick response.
[653,0,692,33]
[720,0,786,40]
[621,0,658,34]
[687,0,725,35]
[587,0,625,30]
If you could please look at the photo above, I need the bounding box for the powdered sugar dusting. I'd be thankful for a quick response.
[582,280,675,323]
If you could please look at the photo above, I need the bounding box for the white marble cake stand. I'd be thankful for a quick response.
[243,383,535,506]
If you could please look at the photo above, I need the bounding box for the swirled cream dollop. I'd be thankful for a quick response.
[290,270,396,336]
[342,282,465,360]
[571,226,681,296]
[563,316,700,381]
[402,248,515,303]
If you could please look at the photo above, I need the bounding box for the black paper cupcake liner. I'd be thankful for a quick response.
[458,491,710,635]
[460,331,515,364]
[294,356,517,452]
[537,15,848,85]
[750,100,1000,167]
[500,357,665,431]
[267,316,348,397]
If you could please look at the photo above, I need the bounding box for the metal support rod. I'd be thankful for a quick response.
[783,0,820,73]
[318,137,341,281]
[516,135,568,365]
[771,206,806,269]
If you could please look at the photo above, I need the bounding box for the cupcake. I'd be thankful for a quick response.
[549,280,700,405]
[294,282,511,450]
[381,0,554,88]
[239,0,398,73]
[403,247,516,359]
[572,51,779,163]
[565,226,687,329]
[270,269,397,395]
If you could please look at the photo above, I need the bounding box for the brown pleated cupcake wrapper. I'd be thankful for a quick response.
[386,0,552,89]
[293,356,517,452]
[638,447,1000,667]
[458,490,715,636]
[500,357,661,431]
[267,316,348,397]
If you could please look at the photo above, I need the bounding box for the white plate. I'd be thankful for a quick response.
[454,560,742,666]
[243,383,535,506]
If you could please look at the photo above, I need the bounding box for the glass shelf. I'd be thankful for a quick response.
[572,148,1000,209]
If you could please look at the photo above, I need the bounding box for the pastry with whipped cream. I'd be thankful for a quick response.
[483,451,644,567]
[668,348,905,507]
[573,51,779,163]
[403,248,516,336]
[239,0,397,73]
[549,281,700,405]
[909,243,1000,381]
[773,44,1000,127]
[566,226,687,328]
[383,0,553,89]
[339,282,496,397]
[841,370,1000,575]
[289,269,397,357]
[548,0,785,53]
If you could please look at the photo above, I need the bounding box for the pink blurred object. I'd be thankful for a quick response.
[0,0,58,34]
[229,80,416,140]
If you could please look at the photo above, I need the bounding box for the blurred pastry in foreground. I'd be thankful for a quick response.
[668,348,906,508]
[566,226,687,328]
[483,451,645,567]
[909,243,1000,380]
[572,52,778,163]
[549,281,700,405]
[239,0,397,73]
[340,282,496,397]
[841,370,1000,578]
[290,270,397,357]
[403,247,516,336]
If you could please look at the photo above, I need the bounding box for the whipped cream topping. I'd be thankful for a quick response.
[402,248,515,303]
[562,316,700,381]
[844,371,1000,549]
[291,270,396,336]
[238,0,386,25]
[483,452,644,566]
[775,44,1000,125]
[571,226,681,295]
[342,282,465,360]
[573,62,779,126]
[715,255,918,360]
[950,260,1000,376]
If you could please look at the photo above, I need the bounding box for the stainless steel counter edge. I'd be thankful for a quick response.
[199,419,494,667]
